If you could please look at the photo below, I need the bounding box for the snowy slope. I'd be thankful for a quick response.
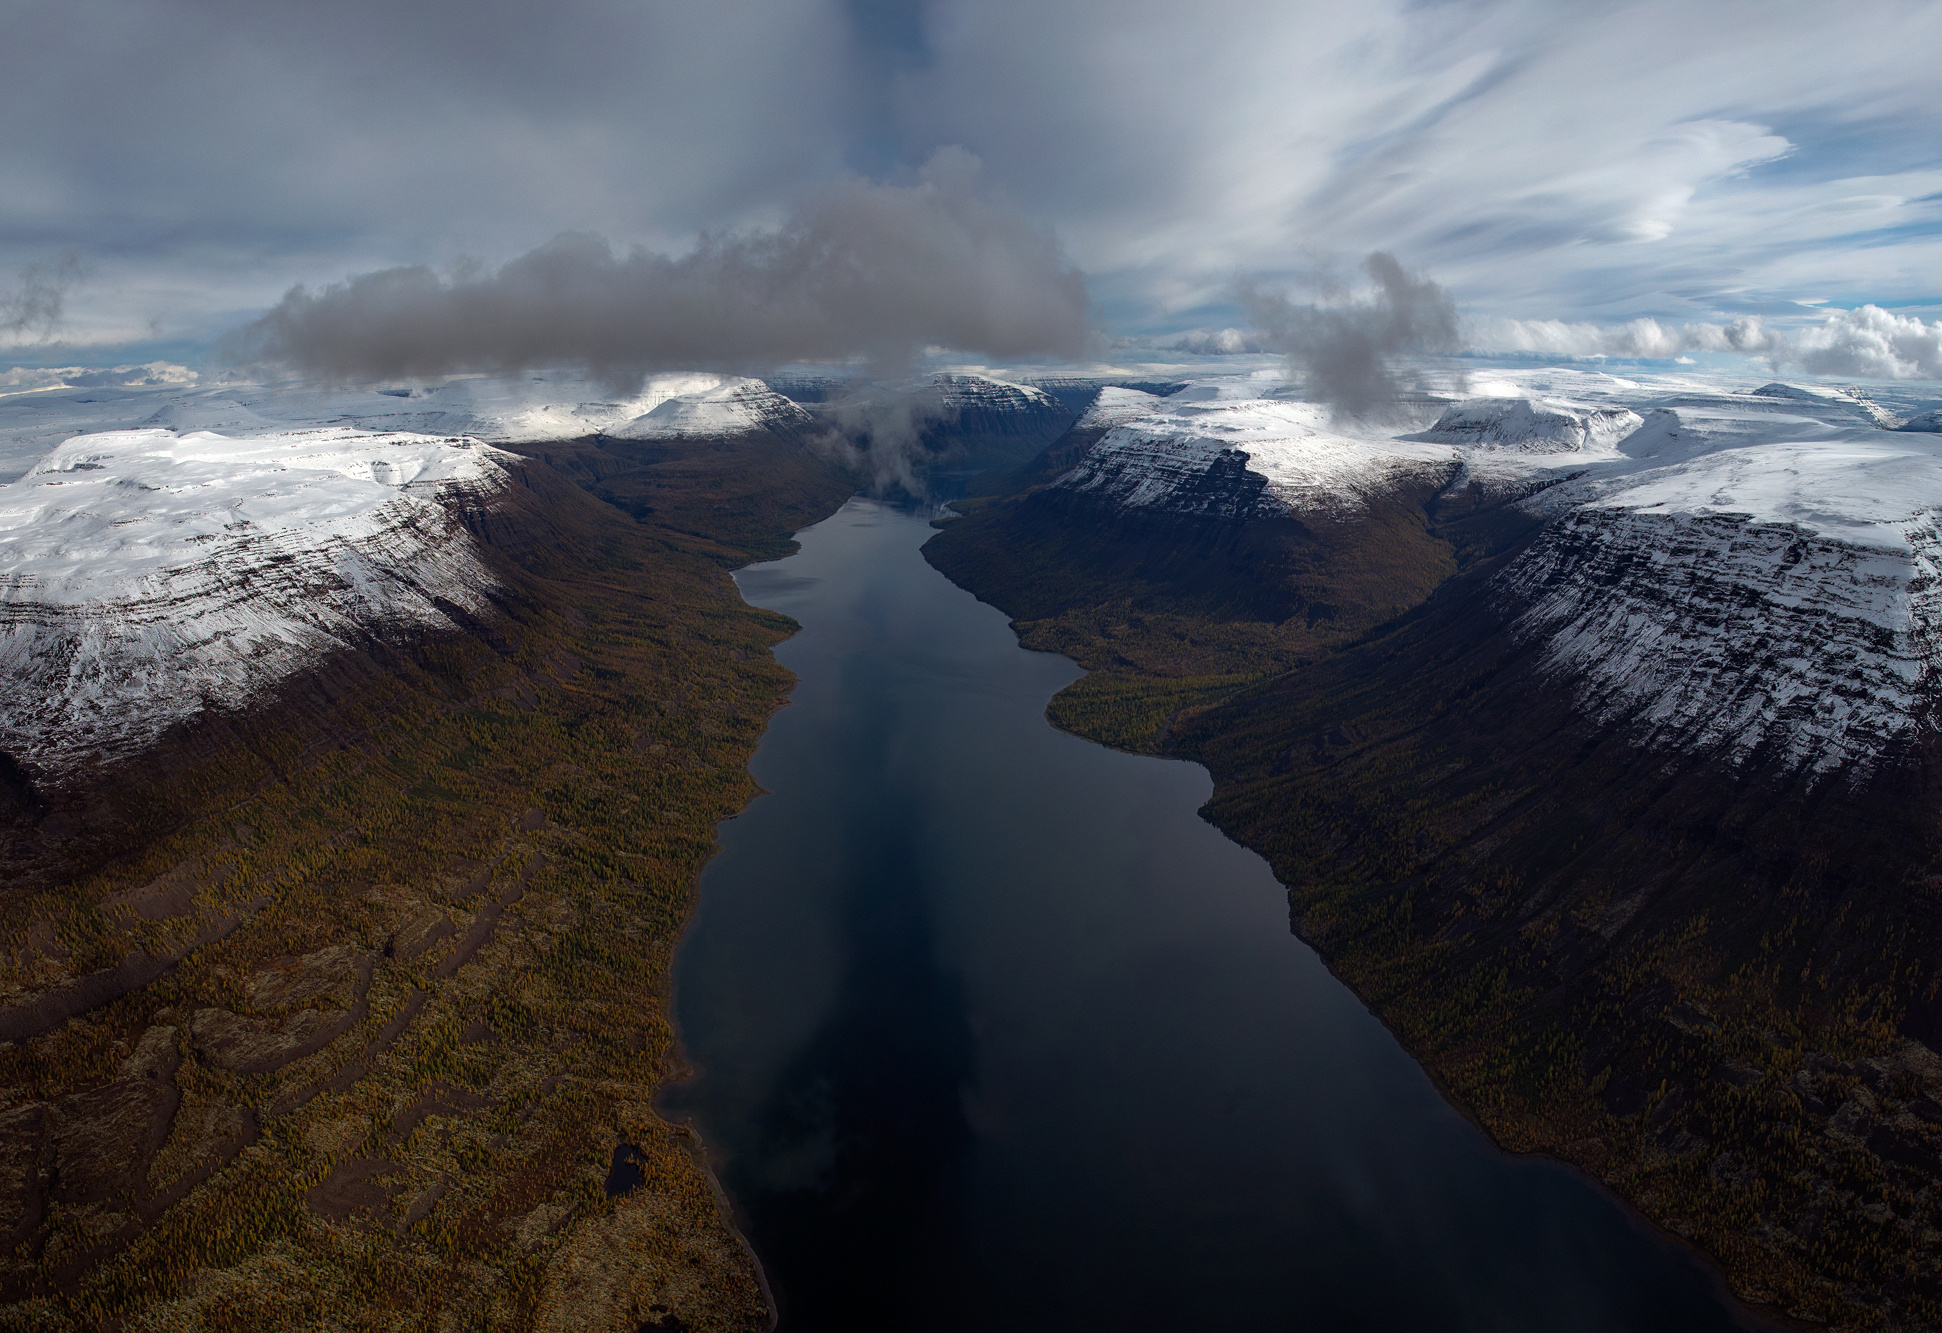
[0,367,849,777]
[610,378,817,439]
[0,427,513,775]
[1036,367,1942,781]
[1417,397,1642,453]
[1051,383,1456,518]
[1072,385,1170,433]
[1494,412,1942,779]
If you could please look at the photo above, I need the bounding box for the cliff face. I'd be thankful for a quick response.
[791,372,1075,485]
[1496,505,1939,780]
[918,374,1074,474]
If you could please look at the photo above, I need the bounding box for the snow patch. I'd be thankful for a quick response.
[1073,385,1169,432]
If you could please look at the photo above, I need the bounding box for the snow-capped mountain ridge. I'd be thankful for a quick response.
[1032,369,1942,782]
[0,371,787,485]
[1052,390,1457,518]
[1491,403,1942,780]
[5,364,1938,785]
[1499,507,1939,779]
[0,427,513,776]
[609,379,817,440]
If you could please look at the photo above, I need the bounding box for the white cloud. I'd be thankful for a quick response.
[905,0,1942,327]
[1170,328,1272,355]
[1790,306,1942,380]
[1470,306,1942,379]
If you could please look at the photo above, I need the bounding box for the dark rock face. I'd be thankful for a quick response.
[892,374,1075,479]
[0,750,41,827]
[793,373,1076,485]
[1492,506,1938,781]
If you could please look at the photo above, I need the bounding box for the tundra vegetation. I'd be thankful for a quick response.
[0,427,852,1330]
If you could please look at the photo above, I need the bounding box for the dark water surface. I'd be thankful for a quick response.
[664,499,1756,1332]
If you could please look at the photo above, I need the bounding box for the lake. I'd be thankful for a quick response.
[662,498,1758,1332]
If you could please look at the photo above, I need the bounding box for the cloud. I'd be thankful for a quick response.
[1470,305,1942,379]
[0,361,196,393]
[901,0,1942,329]
[1787,306,1942,379]
[1169,328,1274,355]
[225,151,1089,388]
[5,1,1941,362]
[1,254,82,345]
[1240,253,1459,414]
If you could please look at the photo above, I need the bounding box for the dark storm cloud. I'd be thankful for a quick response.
[224,152,1090,387]
[1240,254,1459,415]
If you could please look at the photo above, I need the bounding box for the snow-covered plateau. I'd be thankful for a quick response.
[0,426,514,776]
[1046,368,1942,781]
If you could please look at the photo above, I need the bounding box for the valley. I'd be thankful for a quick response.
[0,382,852,1330]
[925,367,1942,1330]
[5,360,1941,1329]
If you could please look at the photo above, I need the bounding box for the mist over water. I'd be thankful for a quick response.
[663,499,1761,1332]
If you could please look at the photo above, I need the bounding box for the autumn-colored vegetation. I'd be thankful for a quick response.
[0,430,853,1330]
[927,461,1942,1330]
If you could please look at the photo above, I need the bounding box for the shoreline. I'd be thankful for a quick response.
[648,495,859,1331]
[1008,620,1800,1332]
[673,495,1771,1330]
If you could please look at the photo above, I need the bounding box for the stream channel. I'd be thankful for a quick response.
[662,497,1759,1332]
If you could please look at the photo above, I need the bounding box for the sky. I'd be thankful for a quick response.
[3,0,1939,376]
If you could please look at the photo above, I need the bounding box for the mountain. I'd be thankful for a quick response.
[609,378,819,443]
[0,369,793,485]
[920,373,1074,476]
[0,427,511,779]
[924,367,1942,1329]
[785,372,1075,487]
[0,374,855,1330]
